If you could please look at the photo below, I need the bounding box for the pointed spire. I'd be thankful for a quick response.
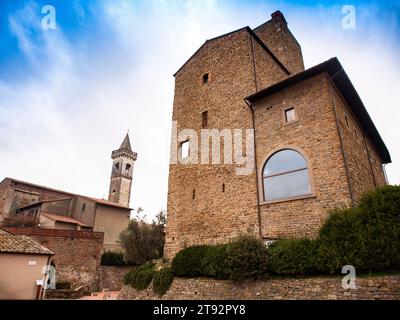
[111,132,137,161]
[119,133,132,152]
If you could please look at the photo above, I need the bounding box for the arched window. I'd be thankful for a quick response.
[263,149,311,202]
[125,163,131,175]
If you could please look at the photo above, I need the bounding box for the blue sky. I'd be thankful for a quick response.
[0,0,399,220]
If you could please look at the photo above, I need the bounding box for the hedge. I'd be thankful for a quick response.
[318,185,400,273]
[123,263,155,291]
[101,251,125,266]
[172,236,269,281]
[153,267,174,296]
[171,245,209,277]
[202,244,229,279]
[267,239,320,275]
[167,186,400,280]
[225,236,269,281]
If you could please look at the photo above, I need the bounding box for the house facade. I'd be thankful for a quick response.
[164,11,391,259]
[0,134,137,251]
[0,227,53,300]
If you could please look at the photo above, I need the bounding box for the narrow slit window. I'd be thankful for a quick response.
[125,163,131,175]
[285,108,296,123]
[181,141,190,159]
[222,183,225,193]
[202,111,208,128]
[82,203,86,212]
[192,189,196,199]
[202,73,209,84]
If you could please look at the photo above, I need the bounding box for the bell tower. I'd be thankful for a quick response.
[108,133,137,207]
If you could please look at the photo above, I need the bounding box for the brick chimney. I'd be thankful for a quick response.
[271,10,287,26]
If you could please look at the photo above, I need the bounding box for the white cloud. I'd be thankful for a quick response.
[0,1,399,225]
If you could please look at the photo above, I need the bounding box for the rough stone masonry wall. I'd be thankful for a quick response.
[99,266,132,291]
[254,13,305,75]
[120,275,400,300]
[330,84,387,204]
[5,227,104,292]
[254,74,352,240]
[165,28,289,259]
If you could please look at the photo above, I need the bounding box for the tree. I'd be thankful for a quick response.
[120,210,166,265]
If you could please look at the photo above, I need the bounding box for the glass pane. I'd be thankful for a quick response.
[264,169,311,201]
[264,150,307,176]
[181,141,190,159]
[285,108,296,122]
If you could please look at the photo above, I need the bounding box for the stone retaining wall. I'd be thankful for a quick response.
[120,275,400,300]
[99,266,132,291]
[45,286,85,300]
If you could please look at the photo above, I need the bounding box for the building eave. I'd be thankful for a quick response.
[245,57,391,164]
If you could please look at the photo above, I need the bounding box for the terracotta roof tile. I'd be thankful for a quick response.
[0,233,53,255]
[41,213,91,228]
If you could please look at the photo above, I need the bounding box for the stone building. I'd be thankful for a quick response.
[0,134,137,251]
[164,11,391,259]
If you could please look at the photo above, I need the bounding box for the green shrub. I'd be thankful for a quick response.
[101,251,125,266]
[123,262,155,290]
[267,239,320,275]
[357,185,400,271]
[202,244,229,279]
[318,185,400,273]
[172,245,209,277]
[153,268,174,296]
[317,208,364,273]
[225,235,269,281]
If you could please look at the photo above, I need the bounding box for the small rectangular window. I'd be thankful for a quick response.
[202,73,209,84]
[202,111,208,128]
[181,141,190,159]
[82,203,86,212]
[285,108,296,123]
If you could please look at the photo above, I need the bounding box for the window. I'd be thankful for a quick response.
[222,183,225,193]
[202,111,208,128]
[181,141,190,159]
[263,149,311,202]
[202,73,209,84]
[125,163,131,175]
[285,108,296,123]
[82,203,86,212]
[192,189,196,199]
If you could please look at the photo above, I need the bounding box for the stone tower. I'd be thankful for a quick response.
[108,133,137,207]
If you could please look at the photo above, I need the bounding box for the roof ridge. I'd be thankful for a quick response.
[173,25,290,77]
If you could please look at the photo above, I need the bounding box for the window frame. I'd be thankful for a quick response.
[283,107,298,125]
[259,147,315,205]
[180,140,190,160]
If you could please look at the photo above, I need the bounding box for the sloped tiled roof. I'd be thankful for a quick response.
[2,178,132,210]
[41,213,91,228]
[0,233,53,255]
